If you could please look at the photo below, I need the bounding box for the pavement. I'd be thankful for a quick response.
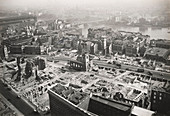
[50,55,170,81]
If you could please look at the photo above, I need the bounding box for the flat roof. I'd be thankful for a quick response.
[145,47,169,58]
[131,106,155,116]
[91,95,132,112]
[48,89,93,116]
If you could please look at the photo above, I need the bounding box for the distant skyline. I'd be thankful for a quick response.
[0,0,169,10]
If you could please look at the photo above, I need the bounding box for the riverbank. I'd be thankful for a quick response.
[83,23,170,40]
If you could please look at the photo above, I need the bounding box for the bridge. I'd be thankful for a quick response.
[0,15,37,26]
[72,19,107,27]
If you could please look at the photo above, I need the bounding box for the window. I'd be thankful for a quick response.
[154,96,156,99]
[160,93,162,96]
[153,100,156,103]
[154,92,156,95]
[159,97,162,100]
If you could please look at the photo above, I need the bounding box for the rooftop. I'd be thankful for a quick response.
[131,106,155,116]
[152,80,170,93]
[113,40,123,45]
[91,95,133,112]
[51,84,88,105]
[145,47,170,59]
[125,40,137,48]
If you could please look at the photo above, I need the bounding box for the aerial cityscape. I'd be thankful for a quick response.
[0,0,170,116]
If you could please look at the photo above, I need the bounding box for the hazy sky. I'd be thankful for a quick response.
[0,0,169,10]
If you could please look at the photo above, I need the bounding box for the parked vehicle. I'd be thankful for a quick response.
[137,68,144,72]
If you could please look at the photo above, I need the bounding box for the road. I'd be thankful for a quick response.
[121,64,170,80]
[93,60,170,80]
[45,56,170,81]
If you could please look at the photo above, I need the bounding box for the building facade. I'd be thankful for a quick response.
[150,89,170,115]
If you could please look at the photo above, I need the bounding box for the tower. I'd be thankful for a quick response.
[4,45,8,59]
[84,54,90,71]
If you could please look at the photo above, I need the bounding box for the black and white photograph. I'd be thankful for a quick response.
[0,0,170,116]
